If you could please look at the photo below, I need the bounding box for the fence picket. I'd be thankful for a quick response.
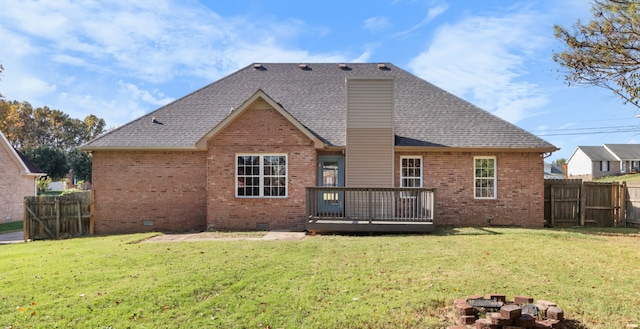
[23,192,93,240]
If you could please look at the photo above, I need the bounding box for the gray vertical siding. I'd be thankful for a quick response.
[345,78,394,188]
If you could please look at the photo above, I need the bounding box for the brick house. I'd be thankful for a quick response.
[81,63,557,234]
[0,130,45,222]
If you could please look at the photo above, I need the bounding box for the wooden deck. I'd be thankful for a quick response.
[306,187,436,233]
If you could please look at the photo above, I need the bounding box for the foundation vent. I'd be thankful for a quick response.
[256,223,270,231]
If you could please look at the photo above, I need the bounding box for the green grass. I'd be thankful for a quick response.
[1,228,640,328]
[0,221,22,233]
[593,173,640,183]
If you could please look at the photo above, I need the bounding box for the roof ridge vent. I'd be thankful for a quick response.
[298,64,310,70]
[338,63,349,70]
[253,63,265,70]
[377,63,390,70]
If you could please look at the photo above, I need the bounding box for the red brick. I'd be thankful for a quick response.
[453,298,468,305]
[486,294,507,302]
[395,151,546,227]
[514,295,534,305]
[490,312,513,326]
[458,315,477,325]
[515,314,536,327]
[537,300,557,308]
[475,318,499,329]
[500,304,522,319]
[547,306,564,321]
[456,302,476,316]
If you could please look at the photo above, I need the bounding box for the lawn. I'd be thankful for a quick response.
[0,221,22,233]
[593,173,640,183]
[1,228,639,328]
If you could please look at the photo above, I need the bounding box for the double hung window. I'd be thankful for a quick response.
[400,156,423,188]
[236,154,287,197]
[474,156,496,199]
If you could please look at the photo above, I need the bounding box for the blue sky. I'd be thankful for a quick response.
[1,0,638,162]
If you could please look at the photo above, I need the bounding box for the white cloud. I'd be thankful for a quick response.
[408,9,549,123]
[364,17,391,32]
[119,81,175,106]
[394,3,449,38]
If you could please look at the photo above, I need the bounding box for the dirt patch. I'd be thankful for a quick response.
[143,230,306,242]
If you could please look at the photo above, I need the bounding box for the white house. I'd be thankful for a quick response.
[567,144,640,179]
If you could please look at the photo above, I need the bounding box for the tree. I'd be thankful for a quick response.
[552,158,566,166]
[67,147,92,182]
[553,0,640,108]
[22,146,69,180]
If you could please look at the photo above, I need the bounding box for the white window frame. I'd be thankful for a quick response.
[236,154,288,198]
[474,156,497,199]
[400,156,423,188]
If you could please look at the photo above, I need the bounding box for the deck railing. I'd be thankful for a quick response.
[306,187,436,222]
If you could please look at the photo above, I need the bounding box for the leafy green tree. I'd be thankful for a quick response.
[67,148,92,182]
[552,158,567,166]
[553,0,640,108]
[22,146,69,180]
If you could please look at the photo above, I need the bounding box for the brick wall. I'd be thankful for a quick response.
[92,150,207,234]
[206,98,316,231]
[0,146,36,222]
[396,151,545,227]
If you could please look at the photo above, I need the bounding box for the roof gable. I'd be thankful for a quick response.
[82,63,557,152]
[195,89,324,149]
[0,130,45,176]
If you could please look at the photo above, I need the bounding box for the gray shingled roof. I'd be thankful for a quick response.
[577,146,619,161]
[82,63,556,151]
[604,144,640,160]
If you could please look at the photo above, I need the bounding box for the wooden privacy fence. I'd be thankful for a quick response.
[544,179,630,228]
[24,191,94,240]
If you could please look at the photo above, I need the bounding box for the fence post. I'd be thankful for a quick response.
[23,198,30,241]
[550,186,555,227]
[77,201,83,236]
[620,182,627,228]
[580,183,586,227]
[90,190,95,235]
[55,198,60,238]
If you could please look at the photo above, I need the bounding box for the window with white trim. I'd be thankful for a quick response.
[400,156,422,187]
[600,161,609,172]
[474,156,496,199]
[236,154,287,198]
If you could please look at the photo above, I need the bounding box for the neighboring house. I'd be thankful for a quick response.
[81,63,557,234]
[567,144,640,179]
[0,130,45,222]
[544,162,565,179]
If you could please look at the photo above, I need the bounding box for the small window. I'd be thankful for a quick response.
[236,154,287,198]
[474,156,496,199]
[600,161,609,172]
[400,156,422,187]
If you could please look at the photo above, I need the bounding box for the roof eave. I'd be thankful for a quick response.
[394,146,559,153]
[79,146,202,152]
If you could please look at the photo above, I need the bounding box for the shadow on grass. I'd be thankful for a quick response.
[433,227,503,236]
[564,319,589,329]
